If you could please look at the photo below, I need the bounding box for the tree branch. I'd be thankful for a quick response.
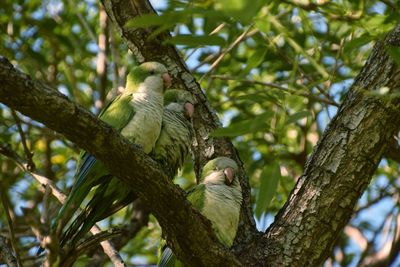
[246,24,400,266]
[384,137,400,163]
[0,236,18,267]
[100,0,257,246]
[0,142,126,266]
[85,1,400,265]
[0,57,240,266]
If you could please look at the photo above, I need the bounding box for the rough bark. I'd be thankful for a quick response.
[239,25,400,266]
[1,3,400,267]
[99,2,400,266]
[0,58,240,267]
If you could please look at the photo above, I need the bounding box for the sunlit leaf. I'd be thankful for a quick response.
[244,48,268,73]
[211,111,272,137]
[285,110,311,125]
[343,34,374,54]
[125,13,187,28]
[215,0,264,23]
[164,35,226,47]
[233,93,282,106]
[255,162,281,219]
[387,47,400,66]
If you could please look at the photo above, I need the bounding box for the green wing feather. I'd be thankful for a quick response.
[98,93,135,131]
[158,156,242,266]
[187,184,206,211]
[158,185,206,267]
[56,62,168,247]
[159,247,184,267]
[53,93,135,237]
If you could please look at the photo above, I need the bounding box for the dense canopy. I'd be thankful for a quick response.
[1,0,400,266]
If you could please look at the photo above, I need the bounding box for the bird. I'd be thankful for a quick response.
[52,61,171,246]
[151,89,195,178]
[158,157,243,267]
[59,89,195,246]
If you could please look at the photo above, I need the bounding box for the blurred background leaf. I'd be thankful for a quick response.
[1,0,400,266]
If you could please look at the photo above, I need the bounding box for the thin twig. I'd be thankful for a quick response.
[0,236,18,267]
[88,199,149,266]
[258,23,337,107]
[75,10,97,43]
[96,5,109,110]
[184,23,226,62]
[88,226,125,267]
[75,228,123,255]
[344,225,367,251]
[33,176,125,266]
[380,0,397,9]
[356,205,397,267]
[0,143,126,266]
[10,109,35,171]
[0,190,22,267]
[212,75,339,106]
[199,26,256,81]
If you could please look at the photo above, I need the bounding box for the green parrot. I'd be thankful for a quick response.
[59,88,195,246]
[151,89,195,178]
[158,157,243,267]
[53,61,171,246]
[59,89,194,246]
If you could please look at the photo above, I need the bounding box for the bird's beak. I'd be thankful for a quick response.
[162,73,172,89]
[184,102,194,119]
[224,167,235,185]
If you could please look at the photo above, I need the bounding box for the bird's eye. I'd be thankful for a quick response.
[149,70,155,75]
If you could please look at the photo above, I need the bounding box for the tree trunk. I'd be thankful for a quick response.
[1,8,400,267]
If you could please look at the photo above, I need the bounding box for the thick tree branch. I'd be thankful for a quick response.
[0,58,240,266]
[95,1,400,265]
[384,137,400,163]
[242,24,400,266]
[100,0,257,241]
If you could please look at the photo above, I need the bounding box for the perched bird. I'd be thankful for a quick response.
[158,157,243,267]
[53,61,171,246]
[151,89,195,178]
[59,88,194,246]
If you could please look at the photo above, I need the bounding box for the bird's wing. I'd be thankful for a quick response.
[187,184,206,211]
[98,93,135,131]
[159,247,183,267]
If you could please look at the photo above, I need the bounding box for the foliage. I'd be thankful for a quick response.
[1,0,400,265]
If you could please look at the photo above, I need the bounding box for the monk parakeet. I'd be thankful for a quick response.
[53,61,171,246]
[58,87,194,247]
[158,157,243,267]
[151,89,195,178]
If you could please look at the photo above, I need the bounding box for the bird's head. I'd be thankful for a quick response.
[164,89,195,119]
[200,157,239,186]
[126,61,172,94]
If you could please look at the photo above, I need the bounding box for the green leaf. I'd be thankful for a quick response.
[215,0,264,23]
[244,48,268,73]
[361,15,395,36]
[125,8,226,29]
[234,93,282,106]
[164,35,225,47]
[210,111,272,137]
[125,13,187,29]
[285,110,311,125]
[255,162,281,219]
[211,120,253,137]
[387,47,400,66]
[343,34,373,54]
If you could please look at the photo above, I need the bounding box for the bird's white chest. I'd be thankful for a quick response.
[121,92,163,154]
